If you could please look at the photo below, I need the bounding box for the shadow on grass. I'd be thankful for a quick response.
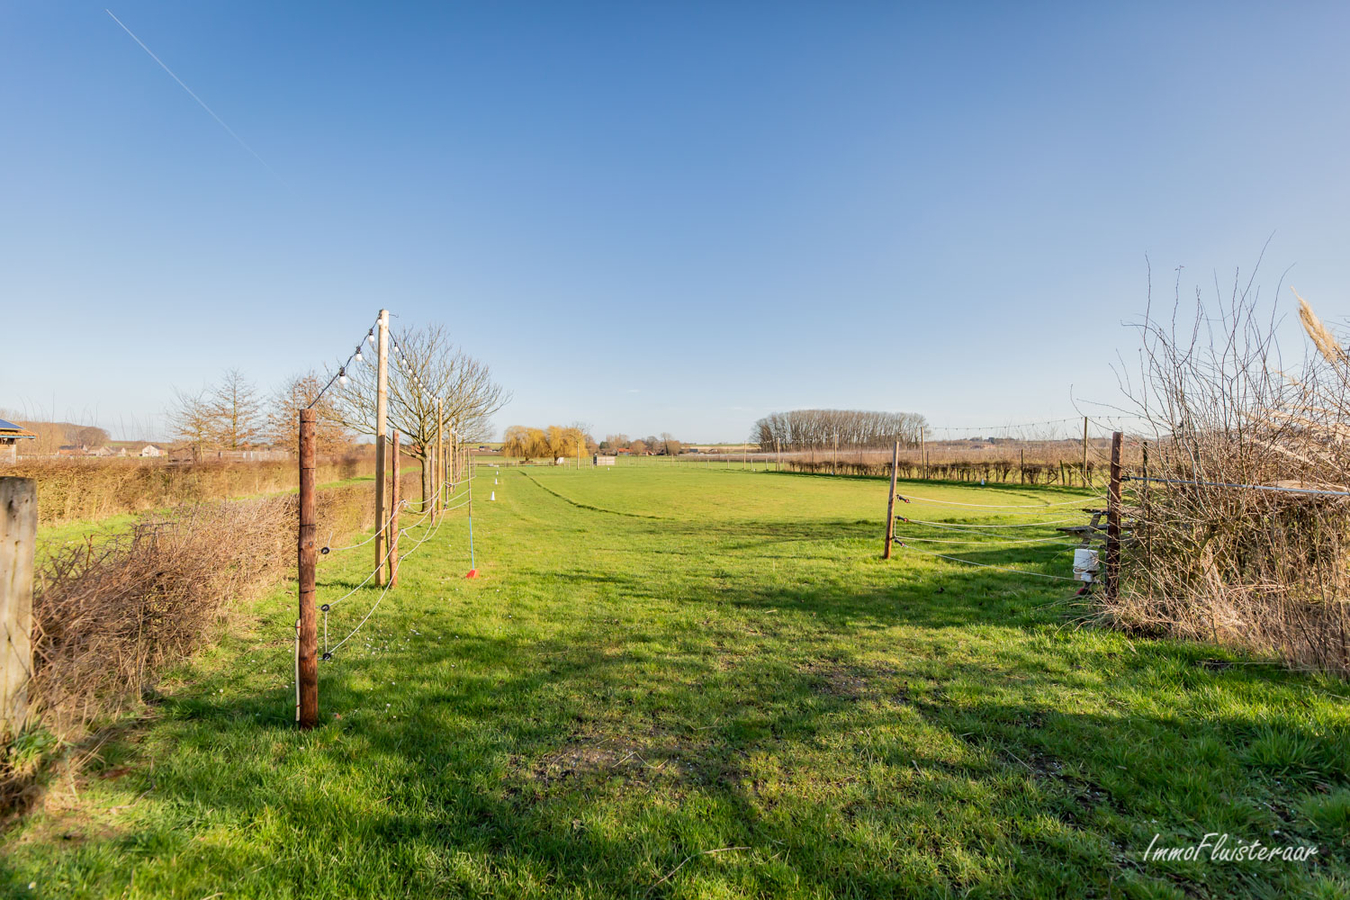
[16,579,1341,898]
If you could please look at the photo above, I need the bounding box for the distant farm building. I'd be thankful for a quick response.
[593,454,616,466]
[0,418,36,464]
[139,444,164,458]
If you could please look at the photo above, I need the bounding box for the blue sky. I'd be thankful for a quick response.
[3,2,1348,442]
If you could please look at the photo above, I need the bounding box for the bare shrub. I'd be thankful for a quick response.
[28,473,415,738]
[1111,266,1350,674]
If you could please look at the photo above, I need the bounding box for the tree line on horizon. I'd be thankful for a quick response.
[751,409,928,452]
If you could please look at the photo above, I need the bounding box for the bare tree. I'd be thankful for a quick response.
[268,371,351,456]
[168,388,213,459]
[332,323,510,503]
[209,369,263,450]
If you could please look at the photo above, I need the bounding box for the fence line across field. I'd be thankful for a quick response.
[1123,475,1350,499]
[295,307,486,727]
[898,534,1082,547]
[894,543,1082,581]
[897,493,1106,509]
[899,516,1081,530]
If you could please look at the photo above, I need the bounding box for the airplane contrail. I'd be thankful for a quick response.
[105,9,285,184]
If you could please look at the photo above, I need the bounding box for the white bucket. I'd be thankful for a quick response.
[1072,548,1100,583]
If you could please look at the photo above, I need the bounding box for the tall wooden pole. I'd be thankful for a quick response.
[1082,417,1089,487]
[449,429,457,487]
[297,410,318,729]
[920,429,927,480]
[374,309,390,586]
[1,477,36,737]
[883,441,900,559]
[1020,447,1026,485]
[389,430,401,588]
[436,399,444,515]
[1105,431,1123,602]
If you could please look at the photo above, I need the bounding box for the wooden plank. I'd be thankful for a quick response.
[1,477,36,737]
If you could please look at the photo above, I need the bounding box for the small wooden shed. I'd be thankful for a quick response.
[593,454,616,467]
[0,419,36,464]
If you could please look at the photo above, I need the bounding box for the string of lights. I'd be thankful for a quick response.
[306,317,381,410]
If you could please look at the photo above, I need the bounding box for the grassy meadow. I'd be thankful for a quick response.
[3,465,1347,898]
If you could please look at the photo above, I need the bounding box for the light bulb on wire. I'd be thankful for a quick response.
[338,368,348,386]
[366,330,375,346]
[354,349,363,362]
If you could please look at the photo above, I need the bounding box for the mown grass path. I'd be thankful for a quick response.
[4,466,1347,898]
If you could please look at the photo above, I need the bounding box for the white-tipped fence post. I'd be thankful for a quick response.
[1,477,36,738]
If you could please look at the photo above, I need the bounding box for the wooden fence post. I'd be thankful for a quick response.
[389,430,401,588]
[1,477,36,737]
[436,399,444,517]
[920,430,927,480]
[297,411,318,729]
[883,441,899,559]
[1082,416,1090,487]
[1020,447,1026,485]
[1105,431,1123,602]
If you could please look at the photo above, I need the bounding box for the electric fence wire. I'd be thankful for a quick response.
[897,492,1106,510]
[322,529,401,609]
[898,516,1081,530]
[324,496,454,658]
[317,499,435,608]
[894,543,1082,581]
[898,534,1081,546]
[1124,475,1350,499]
[320,498,409,556]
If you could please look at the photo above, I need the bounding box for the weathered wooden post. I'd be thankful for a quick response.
[1020,447,1026,485]
[1082,417,1090,487]
[297,411,318,729]
[1105,431,1123,602]
[920,429,927,480]
[1,477,36,737]
[883,441,899,559]
[389,430,401,588]
[436,399,444,516]
[373,308,390,586]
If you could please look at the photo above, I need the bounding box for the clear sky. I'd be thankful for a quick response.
[3,2,1348,442]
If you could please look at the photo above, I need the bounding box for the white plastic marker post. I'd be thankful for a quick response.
[491,491,495,501]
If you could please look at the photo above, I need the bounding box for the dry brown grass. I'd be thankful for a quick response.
[10,455,369,526]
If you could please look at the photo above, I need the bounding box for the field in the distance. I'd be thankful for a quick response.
[3,466,1347,898]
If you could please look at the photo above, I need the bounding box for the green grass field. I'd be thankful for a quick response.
[4,466,1347,898]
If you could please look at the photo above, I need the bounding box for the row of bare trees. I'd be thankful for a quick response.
[170,369,349,458]
[331,324,509,500]
[599,433,682,456]
[752,409,928,452]
[169,324,510,505]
